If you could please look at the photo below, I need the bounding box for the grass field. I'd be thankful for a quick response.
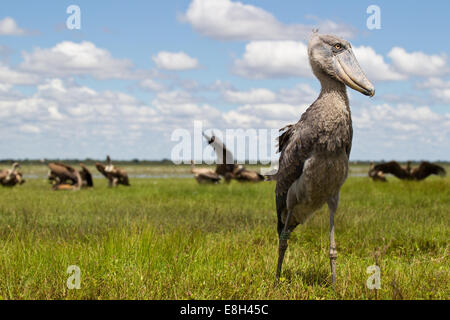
[0,164,448,299]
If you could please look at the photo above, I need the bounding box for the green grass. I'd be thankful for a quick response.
[0,166,448,299]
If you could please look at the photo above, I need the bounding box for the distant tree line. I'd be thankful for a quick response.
[0,159,448,166]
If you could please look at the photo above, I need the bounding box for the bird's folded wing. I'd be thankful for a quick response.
[275,117,315,216]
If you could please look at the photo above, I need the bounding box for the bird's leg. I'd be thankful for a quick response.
[328,194,339,286]
[276,210,292,279]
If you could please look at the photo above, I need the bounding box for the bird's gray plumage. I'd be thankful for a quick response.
[275,84,353,229]
[274,32,374,284]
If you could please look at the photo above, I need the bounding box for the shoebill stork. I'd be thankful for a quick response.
[96,156,130,187]
[190,161,221,184]
[274,33,375,285]
[372,161,446,181]
[0,162,25,187]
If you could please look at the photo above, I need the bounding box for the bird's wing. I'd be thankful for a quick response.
[373,161,409,179]
[48,162,77,180]
[198,171,221,181]
[413,162,446,180]
[79,164,94,187]
[210,135,235,167]
[95,163,108,177]
[237,169,264,181]
[0,169,7,180]
[115,168,130,185]
[54,162,76,173]
[275,109,317,231]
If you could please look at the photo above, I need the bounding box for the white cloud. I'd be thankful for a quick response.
[353,46,405,81]
[20,41,134,79]
[0,63,40,85]
[224,88,276,104]
[354,103,444,131]
[152,51,200,70]
[223,103,308,128]
[278,83,317,105]
[0,17,26,36]
[417,77,450,103]
[140,79,166,91]
[19,124,40,133]
[233,41,311,78]
[180,0,355,41]
[223,84,317,105]
[352,103,450,160]
[388,47,448,77]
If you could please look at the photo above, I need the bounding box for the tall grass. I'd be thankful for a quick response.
[0,169,448,299]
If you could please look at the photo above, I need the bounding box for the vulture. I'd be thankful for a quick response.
[372,161,446,181]
[368,162,387,182]
[273,32,375,285]
[0,162,25,187]
[48,162,93,190]
[190,161,221,184]
[203,132,263,183]
[79,163,94,187]
[232,165,264,182]
[96,156,130,187]
[203,132,237,182]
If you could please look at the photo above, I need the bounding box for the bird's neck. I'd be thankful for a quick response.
[7,165,17,180]
[318,78,349,109]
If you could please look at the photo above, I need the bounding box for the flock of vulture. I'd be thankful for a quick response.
[0,133,265,190]
[2,153,445,191]
[0,156,130,190]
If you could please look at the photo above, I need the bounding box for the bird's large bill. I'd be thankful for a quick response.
[333,49,375,97]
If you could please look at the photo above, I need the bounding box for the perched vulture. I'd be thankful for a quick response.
[203,132,263,183]
[96,156,130,187]
[0,162,25,187]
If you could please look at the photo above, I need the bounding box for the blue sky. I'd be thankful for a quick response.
[1,0,450,161]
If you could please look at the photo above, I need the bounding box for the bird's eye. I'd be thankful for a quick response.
[334,43,342,50]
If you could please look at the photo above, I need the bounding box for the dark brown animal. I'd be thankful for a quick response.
[0,162,25,187]
[232,166,264,182]
[96,156,130,187]
[190,161,221,184]
[48,162,92,190]
[203,132,264,183]
[373,161,446,181]
[368,162,387,182]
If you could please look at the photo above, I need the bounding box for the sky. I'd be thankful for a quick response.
[1,0,450,162]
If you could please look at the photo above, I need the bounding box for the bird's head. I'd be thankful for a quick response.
[202,132,216,145]
[308,33,375,97]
